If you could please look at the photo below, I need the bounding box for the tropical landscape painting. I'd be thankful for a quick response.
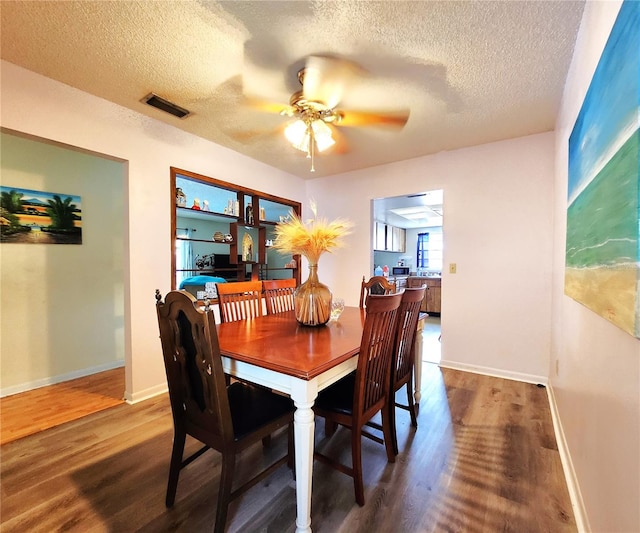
[565,0,639,338]
[0,186,82,244]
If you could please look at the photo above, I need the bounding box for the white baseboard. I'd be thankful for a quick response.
[438,359,547,385]
[124,383,168,404]
[0,360,125,398]
[546,384,590,532]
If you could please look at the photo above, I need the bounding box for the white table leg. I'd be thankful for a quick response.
[290,378,318,533]
[413,315,426,413]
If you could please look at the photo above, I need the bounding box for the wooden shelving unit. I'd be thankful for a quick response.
[170,167,301,289]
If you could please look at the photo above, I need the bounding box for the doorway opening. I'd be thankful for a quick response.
[372,189,443,364]
[0,130,127,438]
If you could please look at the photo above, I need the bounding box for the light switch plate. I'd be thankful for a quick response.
[449,263,457,274]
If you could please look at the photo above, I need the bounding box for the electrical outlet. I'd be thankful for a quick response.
[449,263,457,274]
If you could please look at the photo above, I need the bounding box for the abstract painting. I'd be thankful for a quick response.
[0,186,82,244]
[565,0,639,337]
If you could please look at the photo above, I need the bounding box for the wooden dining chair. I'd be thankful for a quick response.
[216,280,264,323]
[313,291,403,506]
[263,278,297,314]
[155,290,294,533]
[367,286,426,455]
[359,275,397,308]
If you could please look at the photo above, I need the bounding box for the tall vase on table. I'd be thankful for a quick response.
[271,201,353,327]
[294,263,332,326]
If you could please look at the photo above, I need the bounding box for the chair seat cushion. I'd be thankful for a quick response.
[315,372,356,416]
[228,382,294,440]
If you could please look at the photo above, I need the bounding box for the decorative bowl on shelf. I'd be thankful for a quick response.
[213,231,225,242]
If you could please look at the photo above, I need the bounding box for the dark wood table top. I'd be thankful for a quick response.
[217,307,366,380]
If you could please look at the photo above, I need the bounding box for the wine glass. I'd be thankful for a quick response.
[330,297,345,321]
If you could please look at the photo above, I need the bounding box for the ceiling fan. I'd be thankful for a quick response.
[245,55,411,172]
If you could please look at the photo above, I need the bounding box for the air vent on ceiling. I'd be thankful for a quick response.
[141,93,191,119]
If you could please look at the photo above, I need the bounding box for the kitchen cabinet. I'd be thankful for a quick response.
[373,221,405,252]
[171,167,301,290]
[391,226,406,252]
[374,221,386,251]
[425,278,441,313]
[408,276,441,314]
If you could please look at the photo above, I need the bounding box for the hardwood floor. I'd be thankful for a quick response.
[0,365,576,532]
[0,367,125,445]
[421,315,441,364]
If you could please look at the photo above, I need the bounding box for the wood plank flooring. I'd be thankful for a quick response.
[0,367,125,445]
[421,316,442,364]
[0,365,576,532]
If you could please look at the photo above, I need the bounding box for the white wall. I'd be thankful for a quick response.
[309,132,555,383]
[0,131,125,395]
[0,60,306,401]
[552,2,640,531]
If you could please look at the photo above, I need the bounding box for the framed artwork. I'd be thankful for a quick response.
[565,0,639,337]
[0,186,82,244]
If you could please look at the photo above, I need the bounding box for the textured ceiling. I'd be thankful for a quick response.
[1,0,585,179]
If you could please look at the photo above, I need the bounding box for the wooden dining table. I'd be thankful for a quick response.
[216,305,425,532]
[217,306,366,532]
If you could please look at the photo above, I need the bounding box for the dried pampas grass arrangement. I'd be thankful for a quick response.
[272,201,353,265]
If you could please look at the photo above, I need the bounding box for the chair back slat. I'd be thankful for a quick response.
[216,281,263,323]
[353,292,403,423]
[155,290,233,446]
[263,278,296,314]
[393,287,426,385]
[359,275,397,308]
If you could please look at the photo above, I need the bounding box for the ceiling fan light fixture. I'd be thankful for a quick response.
[284,119,310,152]
[284,118,334,153]
[311,120,335,152]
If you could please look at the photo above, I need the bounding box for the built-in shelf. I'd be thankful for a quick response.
[171,167,301,288]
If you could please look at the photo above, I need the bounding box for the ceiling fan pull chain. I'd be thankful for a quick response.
[309,123,316,172]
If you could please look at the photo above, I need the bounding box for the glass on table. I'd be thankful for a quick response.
[330,297,345,321]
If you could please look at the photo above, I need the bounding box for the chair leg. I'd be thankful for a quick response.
[352,428,365,506]
[406,376,418,428]
[165,429,186,507]
[388,390,399,456]
[324,419,338,437]
[381,406,396,464]
[215,452,236,533]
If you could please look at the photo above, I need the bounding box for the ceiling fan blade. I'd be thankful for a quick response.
[337,108,410,129]
[303,55,365,109]
[242,95,294,116]
[328,126,349,154]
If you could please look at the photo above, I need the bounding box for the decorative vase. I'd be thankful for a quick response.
[294,264,332,326]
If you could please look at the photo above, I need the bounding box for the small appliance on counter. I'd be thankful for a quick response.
[392,266,410,276]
